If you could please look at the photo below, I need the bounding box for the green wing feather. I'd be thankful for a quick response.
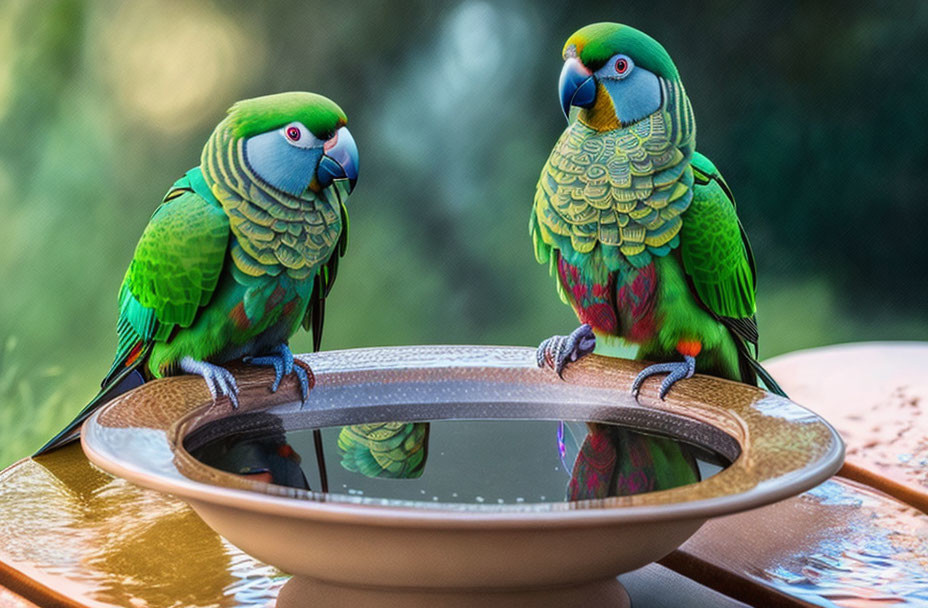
[681,153,787,396]
[679,152,755,320]
[302,181,350,352]
[38,183,231,456]
[103,187,230,382]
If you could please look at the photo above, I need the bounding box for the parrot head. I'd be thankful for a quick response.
[558,23,680,130]
[220,91,359,198]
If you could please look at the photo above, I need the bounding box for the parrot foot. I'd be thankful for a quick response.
[180,357,240,408]
[631,355,696,401]
[245,344,314,404]
[536,324,596,378]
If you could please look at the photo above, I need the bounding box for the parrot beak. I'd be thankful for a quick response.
[317,126,359,192]
[559,57,596,120]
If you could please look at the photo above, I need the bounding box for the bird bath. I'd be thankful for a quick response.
[81,346,843,608]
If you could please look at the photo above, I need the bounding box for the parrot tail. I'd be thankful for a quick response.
[33,346,150,457]
[747,357,788,398]
[732,335,788,398]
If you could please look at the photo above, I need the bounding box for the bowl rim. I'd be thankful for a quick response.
[82,345,844,529]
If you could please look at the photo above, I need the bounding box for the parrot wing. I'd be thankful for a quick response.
[680,152,756,321]
[680,152,785,396]
[301,182,349,352]
[102,183,231,384]
[36,175,231,456]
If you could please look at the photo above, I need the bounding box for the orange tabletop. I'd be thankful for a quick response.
[0,444,284,608]
[0,444,751,608]
[657,341,928,606]
[0,587,39,608]
[764,342,928,513]
[665,476,928,607]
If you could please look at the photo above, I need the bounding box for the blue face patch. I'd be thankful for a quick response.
[596,57,662,125]
[244,128,324,197]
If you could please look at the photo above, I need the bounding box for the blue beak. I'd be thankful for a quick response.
[317,126,359,192]
[559,58,596,120]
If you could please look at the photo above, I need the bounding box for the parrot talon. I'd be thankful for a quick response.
[292,359,315,406]
[246,344,313,403]
[536,324,596,378]
[246,355,285,391]
[180,357,240,408]
[631,355,696,401]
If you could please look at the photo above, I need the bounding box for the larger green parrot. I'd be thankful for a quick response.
[532,23,785,398]
[36,92,359,455]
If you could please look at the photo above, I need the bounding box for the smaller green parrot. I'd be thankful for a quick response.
[337,422,430,479]
[532,23,785,399]
[36,92,359,456]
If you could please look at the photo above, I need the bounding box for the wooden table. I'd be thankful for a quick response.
[1,342,925,607]
[663,342,928,607]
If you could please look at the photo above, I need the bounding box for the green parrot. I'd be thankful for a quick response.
[337,422,430,480]
[532,23,785,398]
[36,92,359,455]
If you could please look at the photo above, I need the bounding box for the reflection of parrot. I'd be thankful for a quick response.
[337,422,430,479]
[186,413,310,490]
[36,92,359,455]
[532,23,785,398]
[212,438,310,490]
[567,424,699,501]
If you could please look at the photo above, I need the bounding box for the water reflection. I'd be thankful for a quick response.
[188,415,727,505]
[337,422,430,479]
[186,413,309,490]
[567,423,700,501]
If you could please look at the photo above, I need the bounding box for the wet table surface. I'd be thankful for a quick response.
[765,342,928,512]
[0,443,748,608]
[1,341,926,607]
[659,342,928,607]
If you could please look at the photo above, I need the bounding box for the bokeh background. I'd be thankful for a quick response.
[1,0,926,465]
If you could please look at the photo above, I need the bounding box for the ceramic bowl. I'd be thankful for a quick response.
[82,346,843,607]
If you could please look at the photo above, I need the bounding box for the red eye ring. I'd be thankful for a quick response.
[615,57,629,74]
[286,126,301,141]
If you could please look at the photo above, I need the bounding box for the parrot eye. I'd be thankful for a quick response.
[613,54,634,78]
[280,122,320,149]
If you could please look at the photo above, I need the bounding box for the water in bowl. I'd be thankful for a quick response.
[187,414,730,505]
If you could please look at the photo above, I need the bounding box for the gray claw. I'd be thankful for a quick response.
[292,364,311,405]
[631,355,696,400]
[246,344,311,403]
[277,344,295,376]
[536,324,596,378]
[246,355,284,391]
[180,356,240,408]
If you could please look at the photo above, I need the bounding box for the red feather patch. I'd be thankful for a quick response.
[265,285,287,313]
[556,255,618,334]
[124,342,143,367]
[616,264,658,342]
[228,302,251,331]
[281,296,301,318]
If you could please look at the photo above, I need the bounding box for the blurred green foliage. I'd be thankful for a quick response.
[0,337,74,462]
[1,0,926,465]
